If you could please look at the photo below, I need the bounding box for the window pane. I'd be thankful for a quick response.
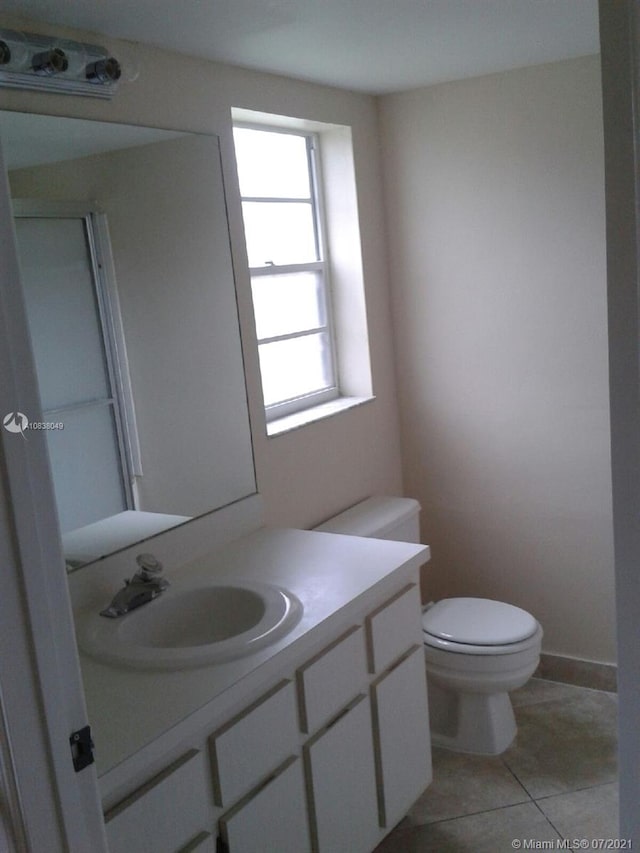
[234,128,311,198]
[242,201,317,267]
[258,333,333,407]
[252,271,326,340]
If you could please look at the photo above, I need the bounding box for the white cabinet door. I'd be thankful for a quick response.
[219,758,311,853]
[304,696,379,853]
[105,749,212,853]
[211,680,298,806]
[372,646,432,828]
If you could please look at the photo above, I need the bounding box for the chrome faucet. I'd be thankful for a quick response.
[100,553,170,618]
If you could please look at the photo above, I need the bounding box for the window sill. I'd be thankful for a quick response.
[266,396,375,437]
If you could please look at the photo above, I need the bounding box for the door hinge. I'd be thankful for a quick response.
[69,725,95,772]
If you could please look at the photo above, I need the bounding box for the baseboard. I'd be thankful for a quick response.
[535,653,617,693]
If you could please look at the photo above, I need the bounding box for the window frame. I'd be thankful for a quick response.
[234,123,340,422]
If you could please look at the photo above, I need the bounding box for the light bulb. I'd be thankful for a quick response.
[86,56,121,83]
[32,47,69,76]
[0,29,28,71]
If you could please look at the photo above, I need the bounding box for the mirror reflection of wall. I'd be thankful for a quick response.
[1,112,256,567]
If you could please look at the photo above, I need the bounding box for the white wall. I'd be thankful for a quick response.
[0,12,404,531]
[380,55,616,663]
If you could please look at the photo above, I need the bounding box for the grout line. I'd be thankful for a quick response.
[533,779,618,802]
[416,797,532,828]
[531,798,565,840]
[500,755,537,800]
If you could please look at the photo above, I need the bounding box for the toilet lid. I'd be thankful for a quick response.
[422,597,538,646]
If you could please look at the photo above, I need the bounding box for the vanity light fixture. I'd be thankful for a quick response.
[0,29,127,99]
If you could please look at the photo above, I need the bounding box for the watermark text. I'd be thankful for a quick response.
[512,840,632,850]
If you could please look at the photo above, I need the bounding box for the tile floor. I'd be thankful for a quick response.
[375,678,619,852]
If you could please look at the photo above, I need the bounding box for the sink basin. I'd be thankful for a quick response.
[77,581,302,670]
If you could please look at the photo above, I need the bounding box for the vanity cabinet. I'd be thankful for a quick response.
[100,578,430,853]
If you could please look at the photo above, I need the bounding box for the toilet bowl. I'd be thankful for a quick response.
[316,496,543,756]
[422,597,542,754]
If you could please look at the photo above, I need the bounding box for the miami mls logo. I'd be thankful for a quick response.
[3,412,28,438]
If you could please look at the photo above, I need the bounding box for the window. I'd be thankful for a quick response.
[234,126,339,421]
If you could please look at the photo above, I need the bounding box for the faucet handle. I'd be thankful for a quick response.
[135,553,163,579]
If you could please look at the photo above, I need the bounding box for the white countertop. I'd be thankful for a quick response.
[75,526,429,791]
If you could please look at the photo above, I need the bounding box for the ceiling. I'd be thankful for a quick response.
[2,0,600,95]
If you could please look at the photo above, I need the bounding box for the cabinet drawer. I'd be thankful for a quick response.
[367,584,422,674]
[297,625,366,733]
[105,749,211,853]
[219,758,311,853]
[210,680,298,806]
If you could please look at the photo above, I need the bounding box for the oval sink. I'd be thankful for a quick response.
[77,581,302,670]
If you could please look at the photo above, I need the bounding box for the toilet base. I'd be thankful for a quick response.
[427,678,517,755]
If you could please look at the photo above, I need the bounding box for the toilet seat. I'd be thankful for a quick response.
[422,598,540,655]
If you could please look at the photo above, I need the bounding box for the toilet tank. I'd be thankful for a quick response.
[315,496,421,543]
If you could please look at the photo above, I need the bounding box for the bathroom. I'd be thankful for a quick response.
[0,1,637,850]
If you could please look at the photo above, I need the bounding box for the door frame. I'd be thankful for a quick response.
[0,137,107,850]
[599,0,640,840]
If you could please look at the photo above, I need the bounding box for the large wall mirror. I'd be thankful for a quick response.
[0,110,256,569]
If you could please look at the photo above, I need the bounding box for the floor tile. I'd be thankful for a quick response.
[536,782,619,839]
[405,747,529,825]
[503,691,617,798]
[374,802,560,853]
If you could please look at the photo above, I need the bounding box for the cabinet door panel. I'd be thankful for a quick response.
[220,759,311,853]
[372,646,432,828]
[305,696,379,853]
[105,750,211,853]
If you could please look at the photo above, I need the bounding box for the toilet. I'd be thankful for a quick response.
[315,496,543,755]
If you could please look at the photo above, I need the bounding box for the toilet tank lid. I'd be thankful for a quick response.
[422,598,538,646]
[314,496,420,537]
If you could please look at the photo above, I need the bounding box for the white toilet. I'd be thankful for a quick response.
[316,496,543,755]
